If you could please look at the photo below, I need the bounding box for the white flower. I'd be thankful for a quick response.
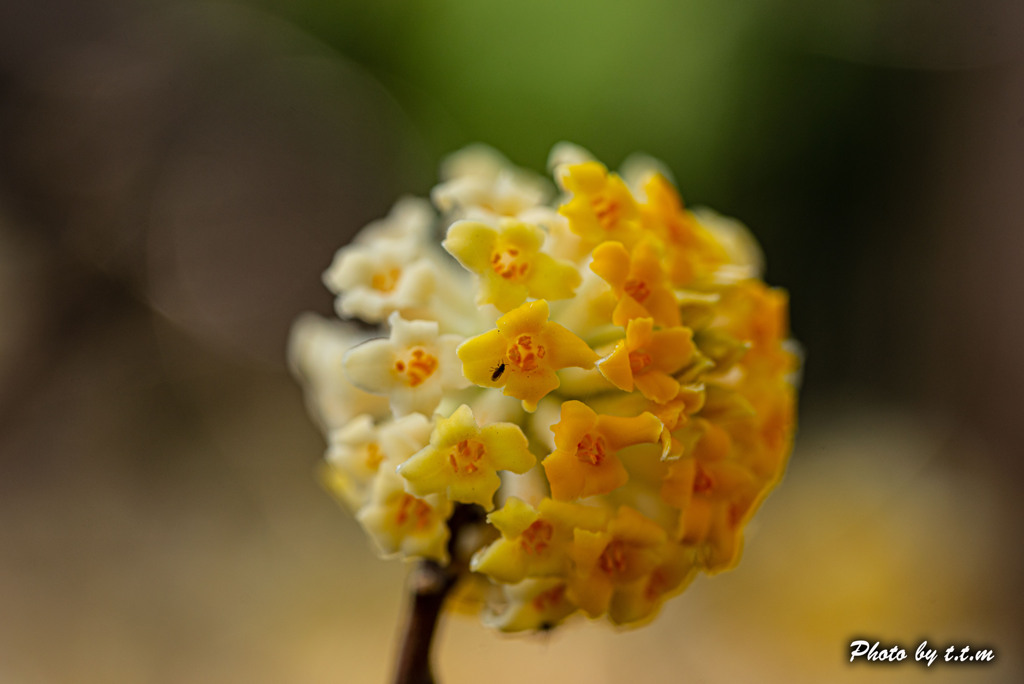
[354,196,435,247]
[546,141,595,174]
[343,312,469,417]
[618,152,677,197]
[432,144,555,223]
[323,235,437,323]
[377,412,435,465]
[323,413,434,510]
[356,467,452,563]
[287,313,390,430]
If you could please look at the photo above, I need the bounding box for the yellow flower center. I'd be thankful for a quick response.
[598,541,628,576]
[531,584,566,612]
[575,433,607,465]
[507,334,546,371]
[590,194,621,231]
[693,467,714,494]
[371,267,402,292]
[623,278,651,302]
[395,494,432,530]
[364,442,384,470]
[448,438,485,474]
[393,347,438,387]
[491,247,530,280]
[628,350,652,374]
[520,520,554,555]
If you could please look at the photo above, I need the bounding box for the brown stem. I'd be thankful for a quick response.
[391,505,482,684]
[391,560,458,684]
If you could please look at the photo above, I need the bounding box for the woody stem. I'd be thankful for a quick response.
[391,505,481,684]
[392,559,457,684]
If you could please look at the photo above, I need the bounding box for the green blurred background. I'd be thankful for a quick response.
[0,0,1022,682]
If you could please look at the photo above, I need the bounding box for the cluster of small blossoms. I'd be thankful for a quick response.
[289,143,799,631]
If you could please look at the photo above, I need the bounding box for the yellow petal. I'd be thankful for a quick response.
[560,161,612,195]
[526,252,581,302]
[457,330,508,388]
[570,573,614,619]
[538,498,610,532]
[644,288,682,328]
[540,446,626,499]
[497,299,549,338]
[471,537,528,583]
[431,404,478,446]
[577,456,629,499]
[499,220,545,253]
[596,412,664,452]
[478,272,530,312]
[443,220,498,271]
[609,506,668,548]
[480,423,536,474]
[570,528,611,576]
[611,295,653,327]
[542,448,587,501]
[396,446,451,496]
[589,241,630,289]
[502,366,560,412]
[647,327,695,373]
[540,321,598,370]
[660,458,696,508]
[596,340,634,392]
[634,371,680,404]
[486,496,540,538]
[550,400,597,451]
[446,468,502,510]
[626,316,654,349]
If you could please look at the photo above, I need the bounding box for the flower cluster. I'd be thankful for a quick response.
[290,143,799,631]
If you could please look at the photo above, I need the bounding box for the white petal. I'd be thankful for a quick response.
[286,313,390,428]
[355,196,435,247]
[343,338,398,394]
[390,314,440,348]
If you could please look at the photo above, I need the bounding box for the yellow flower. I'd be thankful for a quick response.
[356,467,453,563]
[590,239,681,327]
[607,543,697,625]
[567,506,667,619]
[443,219,581,312]
[660,419,760,571]
[291,142,800,632]
[598,317,696,403]
[483,578,577,633]
[735,376,797,482]
[646,383,706,433]
[557,161,640,252]
[719,280,794,374]
[541,401,664,501]
[470,496,610,583]
[638,173,727,287]
[458,299,599,411]
[321,415,386,511]
[397,404,536,510]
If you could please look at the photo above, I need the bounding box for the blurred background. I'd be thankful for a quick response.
[1,0,1022,682]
